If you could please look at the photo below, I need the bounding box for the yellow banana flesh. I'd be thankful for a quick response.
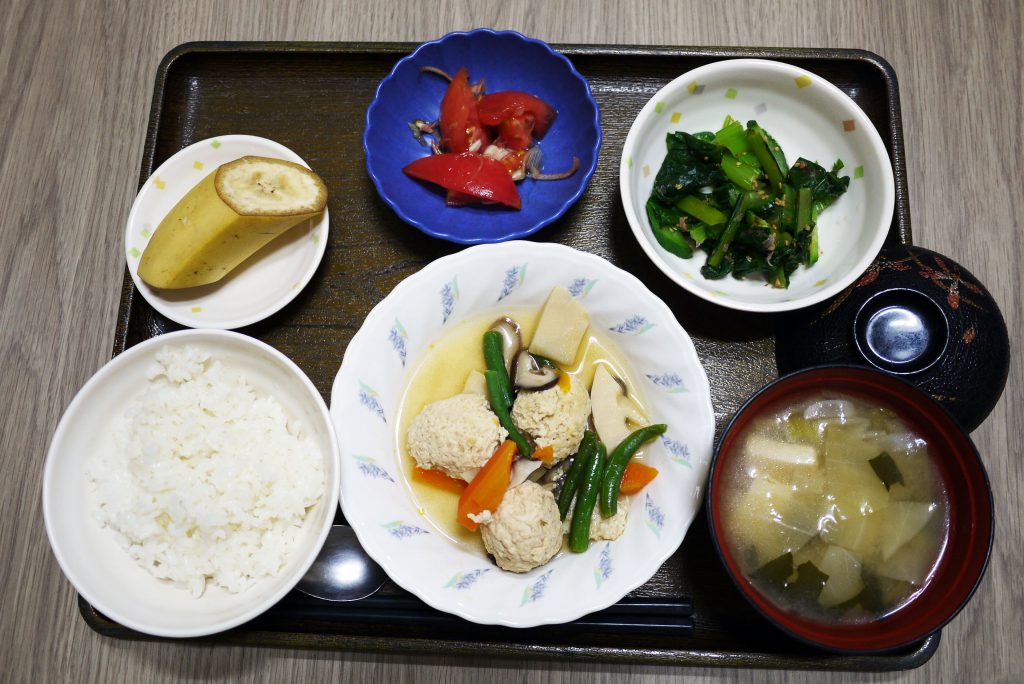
[138,156,327,289]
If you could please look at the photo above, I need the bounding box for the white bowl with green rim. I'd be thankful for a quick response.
[620,58,895,313]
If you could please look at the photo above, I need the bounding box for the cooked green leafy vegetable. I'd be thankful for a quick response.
[646,118,850,288]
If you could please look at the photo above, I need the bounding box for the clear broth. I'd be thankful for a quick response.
[394,307,648,552]
[720,391,949,623]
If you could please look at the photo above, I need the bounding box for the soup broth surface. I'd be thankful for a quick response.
[395,307,647,552]
[721,391,949,623]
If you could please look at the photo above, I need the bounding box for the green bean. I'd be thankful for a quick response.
[569,439,607,553]
[599,424,668,517]
[482,330,514,409]
[557,431,597,520]
[483,369,532,458]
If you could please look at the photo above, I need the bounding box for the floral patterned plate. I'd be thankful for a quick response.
[330,241,715,627]
[124,135,329,329]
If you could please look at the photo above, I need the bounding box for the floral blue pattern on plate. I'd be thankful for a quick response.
[332,241,715,628]
[364,29,601,244]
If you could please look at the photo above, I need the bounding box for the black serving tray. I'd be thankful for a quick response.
[84,41,936,670]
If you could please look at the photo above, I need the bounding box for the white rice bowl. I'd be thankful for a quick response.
[332,241,715,627]
[43,330,340,638]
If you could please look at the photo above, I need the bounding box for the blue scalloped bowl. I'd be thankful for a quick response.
[364,29,601,244]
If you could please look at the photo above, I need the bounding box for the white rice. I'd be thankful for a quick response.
[88,345,324,597]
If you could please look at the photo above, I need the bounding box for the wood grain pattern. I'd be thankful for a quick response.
[1,0,1020,681]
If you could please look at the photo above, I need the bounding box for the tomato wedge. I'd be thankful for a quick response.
[477,91,557,139]
[403,152,522,209]
[618,461,659,495]
[457,440,517,530]
[439,67,491,153]
[494,116,535,151]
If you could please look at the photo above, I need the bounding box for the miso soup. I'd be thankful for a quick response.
[720,391,949,622]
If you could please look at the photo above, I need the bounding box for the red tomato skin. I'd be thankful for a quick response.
[495,116,534,151]
[403,152,521,209]
[477,91,557,139]
[439,68,491,153]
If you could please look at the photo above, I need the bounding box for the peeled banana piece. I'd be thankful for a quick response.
[138,156,327,289]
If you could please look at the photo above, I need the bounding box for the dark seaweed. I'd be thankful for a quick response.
[869,452,905,491]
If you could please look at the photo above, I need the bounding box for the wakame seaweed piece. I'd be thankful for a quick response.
[788,561,830,602]
[869,452,905,491]
[788,157,850,217]
[652,132,725,203]
[854,570,890,613]
[753,552,795,588]
[692,130,716,143]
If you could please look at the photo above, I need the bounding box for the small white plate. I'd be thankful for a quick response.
[620,59,895,313]
[124,135,329,329]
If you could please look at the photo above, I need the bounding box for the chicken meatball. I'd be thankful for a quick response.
[563,494,630,541]
[480,481,562,573]
[407,393,508,481]
[510,379,590,463]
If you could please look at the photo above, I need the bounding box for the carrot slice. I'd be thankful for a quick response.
[618,461,659,495]
[457,440,518,530]
[533,445,555,465]
[412,467,466,494]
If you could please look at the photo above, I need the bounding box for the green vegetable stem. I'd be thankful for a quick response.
[702,192,751,275]
[599,424,668,517]
[483,369,532,458]
[569,439,607,553]
[482,330,514,409]
[557,431,597,520]
[644,117,849,288]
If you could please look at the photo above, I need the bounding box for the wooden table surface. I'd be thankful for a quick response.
[2,0,1020,680]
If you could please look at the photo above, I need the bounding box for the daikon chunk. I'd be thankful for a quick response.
[875,532,938,585]
[818,545,865,608]
[729,478,822,565]
[746,434,818,467]
[879,501,935,560]
[821,509,884,558]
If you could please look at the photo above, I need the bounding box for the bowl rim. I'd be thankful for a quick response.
[42,329,342,638]
[331,239,716,627]
[704,363,994,653]
[363,27,602,244]
[619,57,896,313]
